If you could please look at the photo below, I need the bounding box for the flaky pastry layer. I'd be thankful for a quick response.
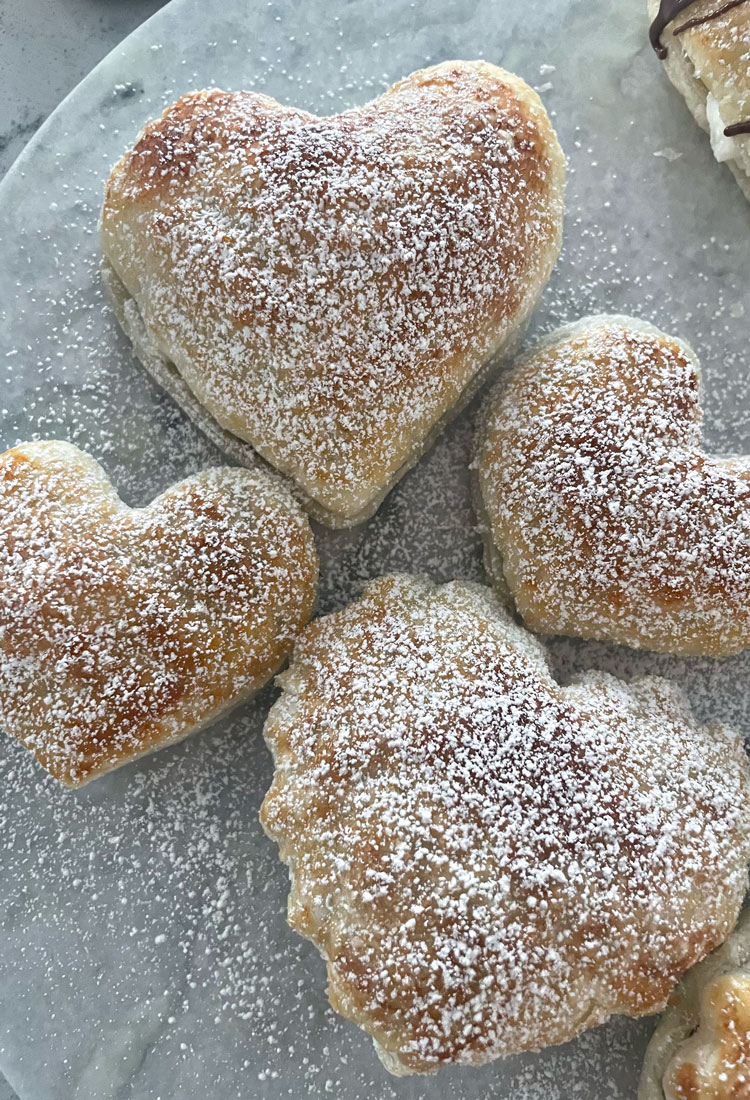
[639,909,750,1100]
[648,0,750,198]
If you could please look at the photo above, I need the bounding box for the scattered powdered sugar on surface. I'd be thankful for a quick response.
[0,0,750,1097]
[262,575,750,1074]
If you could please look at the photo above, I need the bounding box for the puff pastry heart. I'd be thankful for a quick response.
[101,61,565,527]
[261,574,750,1074]
[476,314,750,656]
[0,441,318,787]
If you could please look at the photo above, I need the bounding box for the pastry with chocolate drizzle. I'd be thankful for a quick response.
[648,0,750,198]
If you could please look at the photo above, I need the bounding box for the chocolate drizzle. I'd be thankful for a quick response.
[673,0,750,35]
[650,0,705,57]
[650,0,750,138]
[649,0,749,57]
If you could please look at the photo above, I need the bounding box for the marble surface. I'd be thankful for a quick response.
[0,0,168,179]
[1,6,165,1098]
[1,0,750,1098]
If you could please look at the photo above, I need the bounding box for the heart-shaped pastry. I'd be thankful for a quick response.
[639,908,750,1100]
[101,61,565,527]
[0,441,318,787]
[475,314,750,656]
[261,574,750,1075]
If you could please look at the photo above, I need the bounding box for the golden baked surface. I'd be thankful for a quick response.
[667,973,750,1098]
[476,315,750,656]
[102,61,565,525]
[647,0,750,190]
[654,0,750,123]
[261,574,750,1074]
[0,441,318,786]
[640,910,750,1100]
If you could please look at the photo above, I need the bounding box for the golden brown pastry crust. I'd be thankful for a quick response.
[261,574,750,1075]
[101,61,565,527]
[0,441,318,786]
[648,0,750,198]
[476,314,750,656]
[639,910,750,1100]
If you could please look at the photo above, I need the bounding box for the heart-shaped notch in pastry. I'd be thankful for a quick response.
[0,441,318,787]
[476,314,750,656]
[102,61,565,528]
[261,574,750,1074]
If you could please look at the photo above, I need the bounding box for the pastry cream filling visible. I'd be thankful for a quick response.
[706,91,738,162]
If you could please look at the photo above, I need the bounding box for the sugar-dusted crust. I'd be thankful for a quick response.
[101,61,565,527]
[261,574,750,1074]
[475,313,750,656]
[648,0,750,199]
[639,909,750,1100]
[0,440,318,786]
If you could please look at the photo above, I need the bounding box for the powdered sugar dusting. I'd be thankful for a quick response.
[477,316,750,656]
[1,0,750,1095]
[101,62,564,523]
[262,574,750,1075]
[0,440,317,785]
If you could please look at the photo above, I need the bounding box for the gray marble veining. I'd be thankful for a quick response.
[0,8,166,1096]
[1,0,749,1098]
[0,0,169,179]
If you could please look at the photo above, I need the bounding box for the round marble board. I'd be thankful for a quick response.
[0,0,748,1097]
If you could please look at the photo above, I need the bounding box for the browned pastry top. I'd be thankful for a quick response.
[262,575,750,1074]
[0,441,317,785]
[102,61,564,523]
[477,316,750,656]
